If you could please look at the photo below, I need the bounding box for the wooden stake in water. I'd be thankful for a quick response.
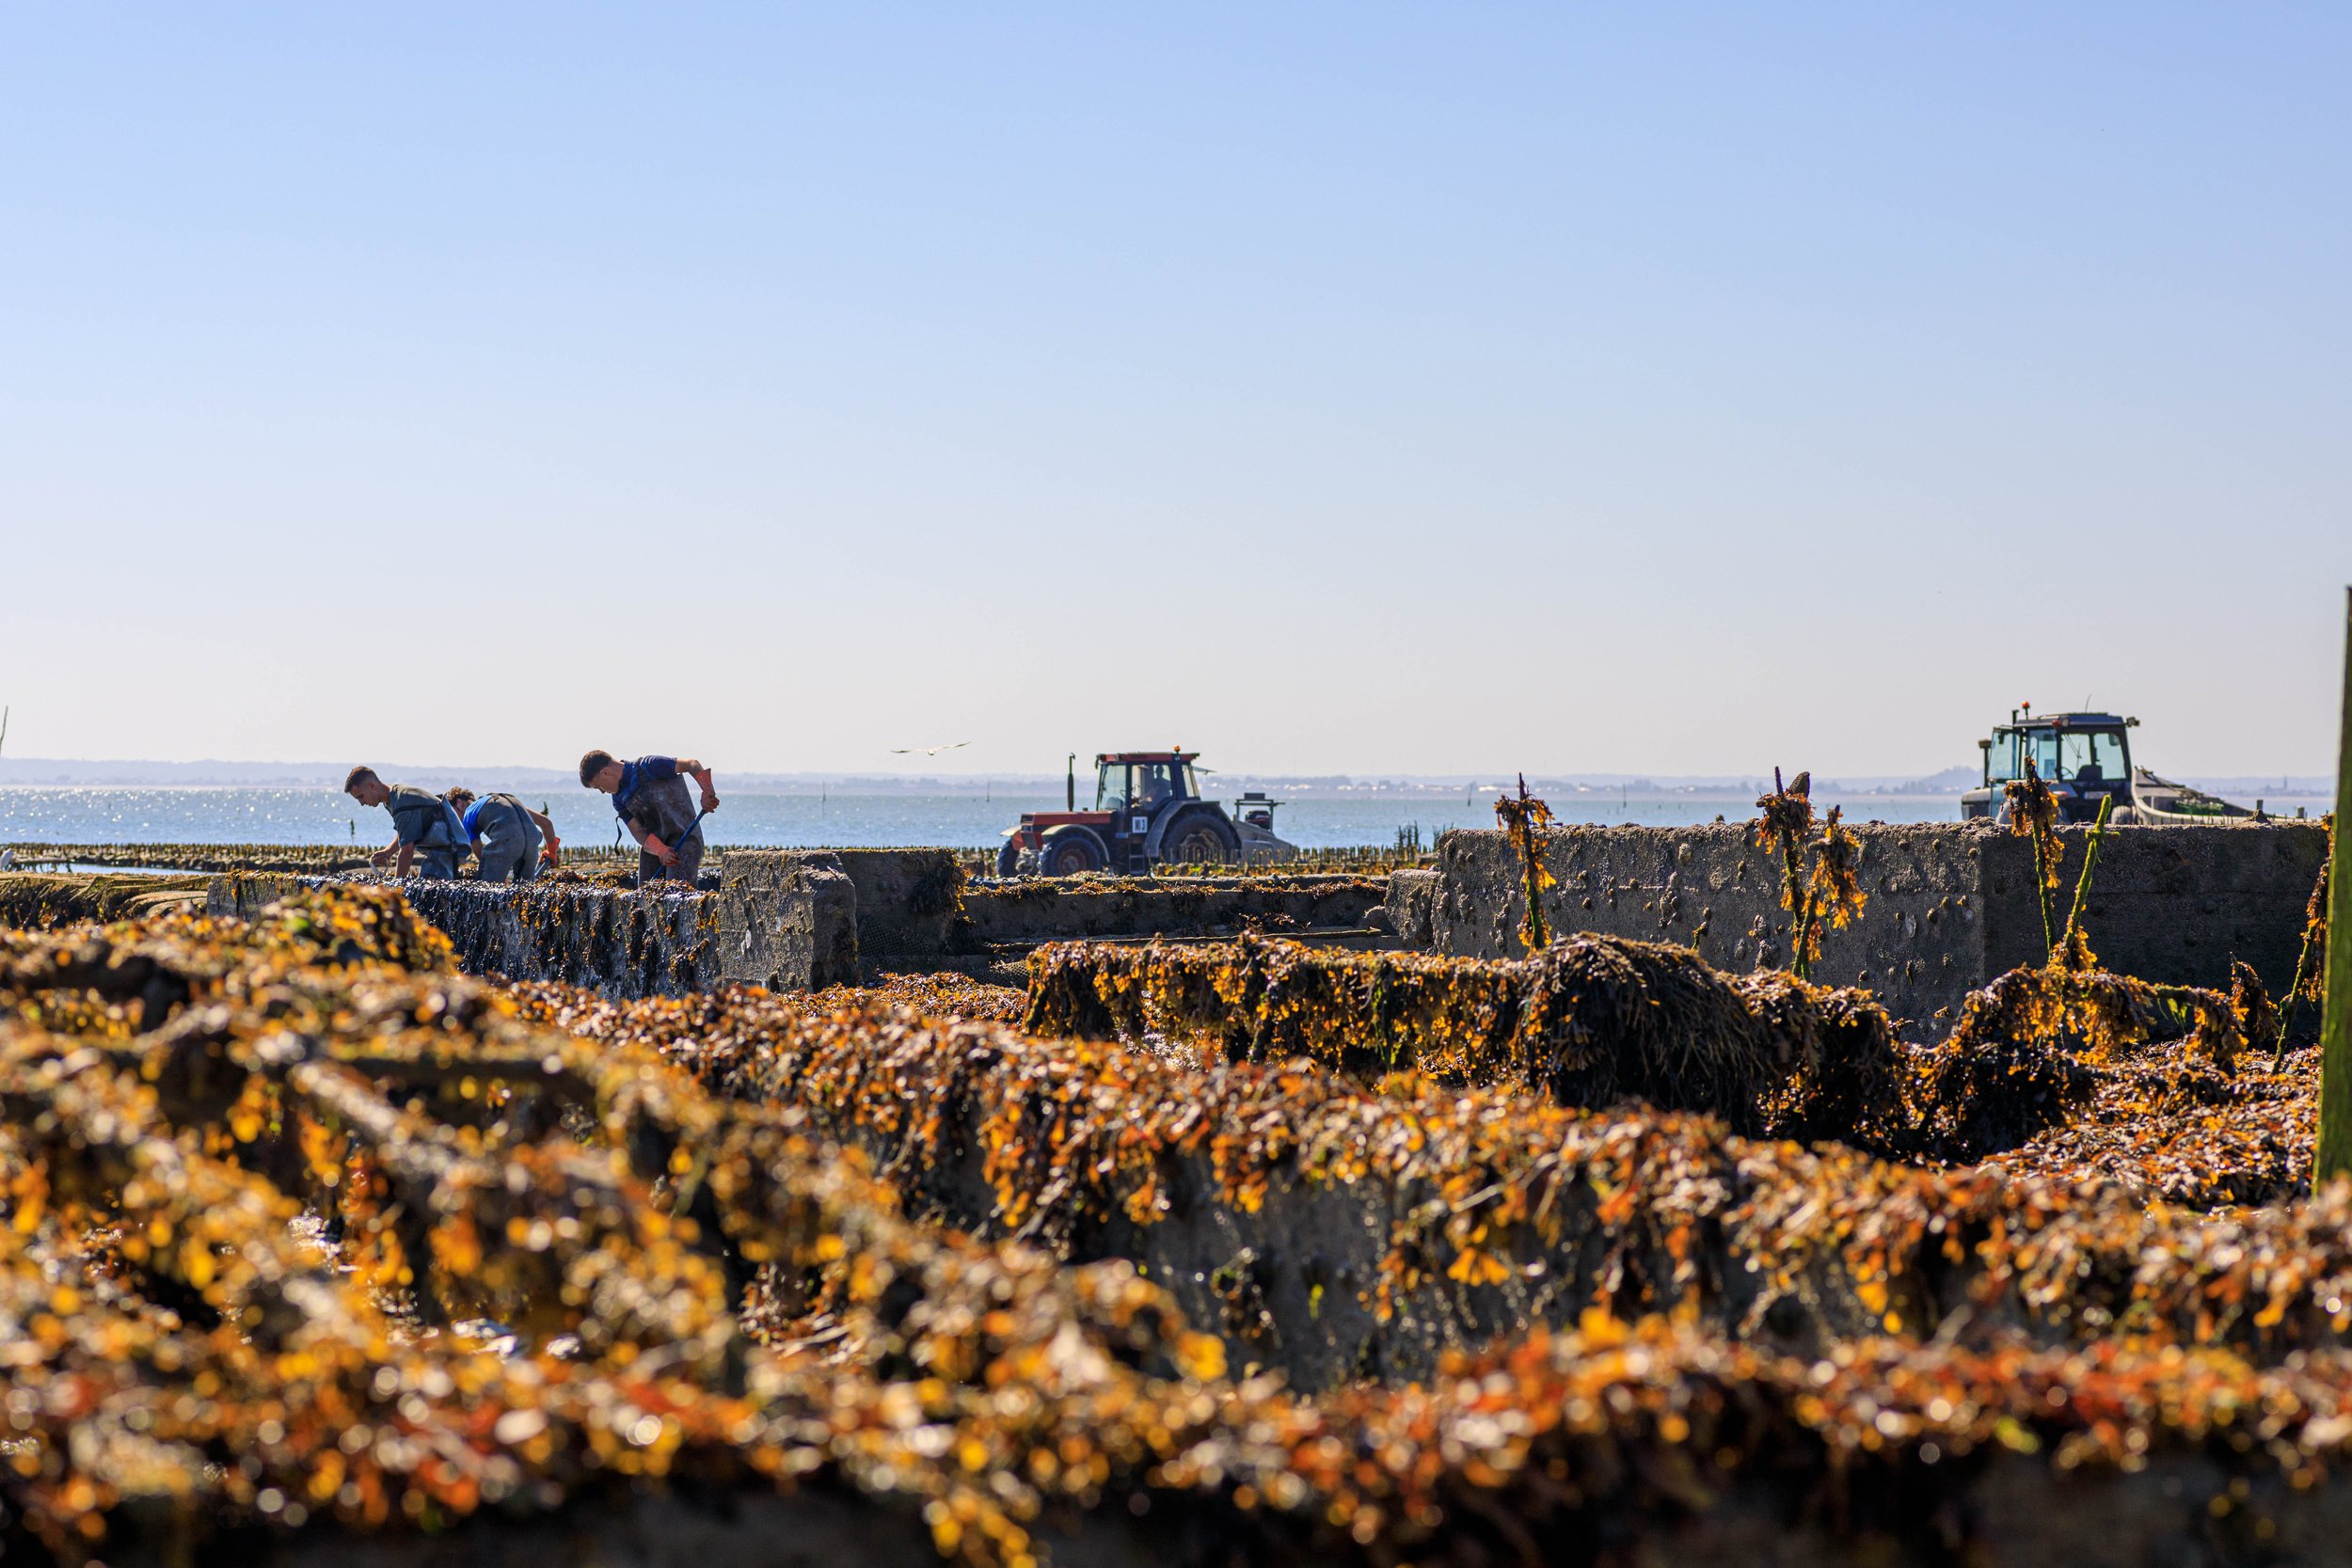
[2312,588,2352,1182]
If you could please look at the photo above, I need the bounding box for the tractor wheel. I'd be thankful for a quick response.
[1162,811,1240,869]
[1041,828,1107,877]
[996,839,1024,877]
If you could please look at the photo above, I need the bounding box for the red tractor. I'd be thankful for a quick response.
[998,751,1291,877]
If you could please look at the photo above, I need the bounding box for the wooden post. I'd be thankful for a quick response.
[2314,588,2352,1182]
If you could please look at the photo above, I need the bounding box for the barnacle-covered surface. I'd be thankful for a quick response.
[816,971,1027,1022]
[530,956,2352,1378]
[1018,933,2275,1166]
[299,873,725,997]
[3,842,389,874]
[1024,931,1902,1140]
[11,887,2352,1566]
[2,843,653,877]
[0,872,213,927]
[0,889,1254,1565]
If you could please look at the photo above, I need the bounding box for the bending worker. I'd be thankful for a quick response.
[578,750,719,884]
[443,788,561,883]
[343,766,469,879]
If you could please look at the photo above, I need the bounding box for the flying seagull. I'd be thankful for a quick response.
[890,741,971,757]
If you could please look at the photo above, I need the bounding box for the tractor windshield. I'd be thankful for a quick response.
[1095,764,1133,813]
[2058,730,2128,784]
[1987,727,2128,784]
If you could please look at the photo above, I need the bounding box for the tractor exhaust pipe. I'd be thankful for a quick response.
[1067,753,1076,813]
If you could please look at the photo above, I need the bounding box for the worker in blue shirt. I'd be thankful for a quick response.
[578,749,719,884]
[442,789,562,882]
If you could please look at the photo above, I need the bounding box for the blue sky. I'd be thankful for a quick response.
[3,5,2345,778]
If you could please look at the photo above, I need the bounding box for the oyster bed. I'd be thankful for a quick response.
[0,886,2348,1565]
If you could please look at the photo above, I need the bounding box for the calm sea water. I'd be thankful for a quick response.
[0,785,1968,851]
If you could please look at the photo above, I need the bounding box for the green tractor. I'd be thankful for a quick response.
[1960,706,2256,824]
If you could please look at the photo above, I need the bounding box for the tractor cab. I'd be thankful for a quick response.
[1000,749,1248,876]
[1093,753,1201,817]
[1961,709,2137,824]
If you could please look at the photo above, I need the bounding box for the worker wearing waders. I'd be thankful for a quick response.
[578,750,719,885]
[343,766,468,879]
[443,789,562,883]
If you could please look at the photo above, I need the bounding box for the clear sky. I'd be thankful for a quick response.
[3,5,2345,781]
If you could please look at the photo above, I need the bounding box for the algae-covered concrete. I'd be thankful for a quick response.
[209,873,725,997]
[963,876,1385,949]
[201,852,1387,999]
[1411,822,2325,1037]
[730,852,1389,979]
[0,871,212,927]
[708,850,859,990]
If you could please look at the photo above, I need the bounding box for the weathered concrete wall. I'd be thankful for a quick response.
[210,874,728,998]
[205,856,1402,997]
[751,852,1391,981]
[1379,868,1438,947]
[0,871,212,927]
[1982,822,2327,998]
[810,848,968,962]
[207,864,854,999]
[833,1099,1883,1390]
[707,851,861,990]
[1418,822,2324,1037]
[961,877,1385,948]
[1423,824,1993,1035]
[403,881,720,997]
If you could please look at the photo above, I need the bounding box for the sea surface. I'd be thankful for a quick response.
[0,785,1975,851]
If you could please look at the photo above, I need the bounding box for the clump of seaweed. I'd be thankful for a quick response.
[2233,958,2282,1062]
[572,948,2352,1362]
[1024,931,1908,1141]
[819,971,1027,1022]
[1897,948,2271,1162]
[1804,804,1867,945]
[1751,770,1867,979]
[1490,773,1555,951]
[1023,924,2278,1182]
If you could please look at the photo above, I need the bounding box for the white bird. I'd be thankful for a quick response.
[890,741,972,757]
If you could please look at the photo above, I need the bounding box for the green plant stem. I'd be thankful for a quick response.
[2031,828,2056,961]
[1793,885,1817,980]
[1518,819,1549,950]
[2313,588,2352,1183]
[2061,793,2114,955]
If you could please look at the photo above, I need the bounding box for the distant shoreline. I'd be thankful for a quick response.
[0,763,2332,802]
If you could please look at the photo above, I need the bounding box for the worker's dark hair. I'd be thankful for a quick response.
[443,787,476,812]
[579,750,618,787]
[343,765,380,795]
